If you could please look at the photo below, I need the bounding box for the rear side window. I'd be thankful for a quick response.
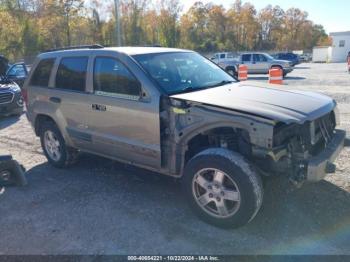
[30,58,55,87]
[93,57,141,98]
[56,57,88,92]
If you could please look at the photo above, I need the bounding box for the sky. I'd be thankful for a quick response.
[92,0,349,34]
[181,0,350,33]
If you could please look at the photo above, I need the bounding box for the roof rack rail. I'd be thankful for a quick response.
[142,44,162,48]
[44,44,104,53]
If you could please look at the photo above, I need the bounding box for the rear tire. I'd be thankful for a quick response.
[40,121,78,168]
[183,148,263,228]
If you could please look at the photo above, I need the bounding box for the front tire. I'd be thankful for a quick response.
[40,121,78,168]
[183,148,263,228]
[226,67,238,78]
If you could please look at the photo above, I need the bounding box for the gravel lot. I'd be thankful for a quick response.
[0,63,349,255]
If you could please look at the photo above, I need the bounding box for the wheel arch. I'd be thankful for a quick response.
[34,114,56,136]
[175,122,252,176]
[270,64,283,70]
[33,113,73,147]
[225,65,237,72]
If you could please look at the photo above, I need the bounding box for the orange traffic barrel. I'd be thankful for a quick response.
[269,67,283,85]
[238,65,248,81]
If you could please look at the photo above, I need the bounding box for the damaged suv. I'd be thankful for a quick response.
[23,46,346,228]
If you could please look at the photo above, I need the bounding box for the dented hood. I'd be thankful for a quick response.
[170,82,336,124]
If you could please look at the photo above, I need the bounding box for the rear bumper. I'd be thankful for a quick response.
[306,129,346,182]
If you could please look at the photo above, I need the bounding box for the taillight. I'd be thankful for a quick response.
[21,89,28,105]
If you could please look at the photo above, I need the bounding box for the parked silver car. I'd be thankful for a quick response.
[212,52,294,77]
[23,46,345,228]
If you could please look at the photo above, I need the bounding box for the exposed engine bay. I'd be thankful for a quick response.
[160,96,344,187]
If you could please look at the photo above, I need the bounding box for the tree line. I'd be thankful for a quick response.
[0,0,331,61]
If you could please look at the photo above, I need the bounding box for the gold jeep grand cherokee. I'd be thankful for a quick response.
[23,45,345,228]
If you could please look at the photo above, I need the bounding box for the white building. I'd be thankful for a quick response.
[329,31,350,62]
[312,31,350,63]
[312,46,332,63]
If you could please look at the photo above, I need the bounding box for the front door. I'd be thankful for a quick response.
[87,56,161,169]
[252,54,269,74]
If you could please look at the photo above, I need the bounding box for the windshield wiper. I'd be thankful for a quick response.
[207,80,235,88]
[171,80,235,95]
[188,80,234,90]
[171,86,208,95]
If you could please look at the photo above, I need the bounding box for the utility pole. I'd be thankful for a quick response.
[114,0,122,46]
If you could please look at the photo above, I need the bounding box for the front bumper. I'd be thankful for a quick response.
[0,92,24,116]
[307,129,346,182]
[284,67,294,73]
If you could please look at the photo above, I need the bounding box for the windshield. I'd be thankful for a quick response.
[264,53,274,60]
[133,52,236,95]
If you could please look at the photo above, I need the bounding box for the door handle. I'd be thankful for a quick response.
[49,97,61,104]
[92,104,106,111]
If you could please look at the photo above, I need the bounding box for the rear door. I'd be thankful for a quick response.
[86,54,161,168]
[49,55,94,150]
[27,57,56,123]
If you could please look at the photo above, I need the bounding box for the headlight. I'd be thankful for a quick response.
[17,97,24,107]
[10,84,21,92]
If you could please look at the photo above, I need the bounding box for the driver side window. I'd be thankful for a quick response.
[93,57,141,100]
[253,54,268,62]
